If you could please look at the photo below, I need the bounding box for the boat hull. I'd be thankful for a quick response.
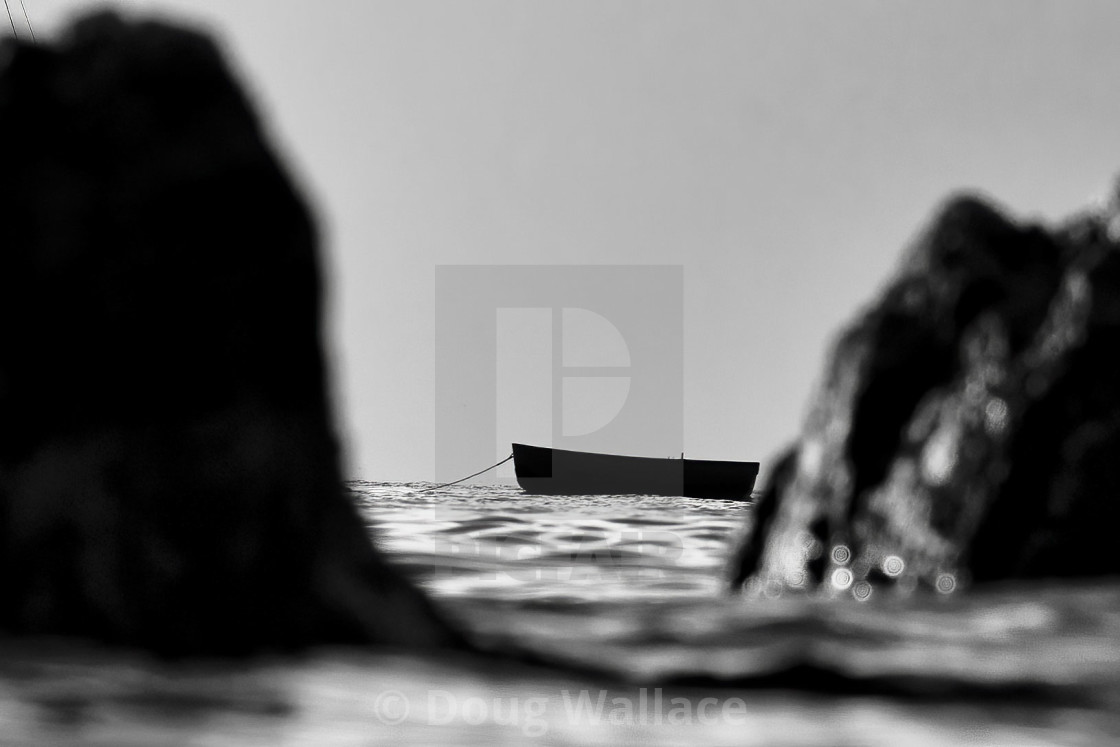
[511,443,758,500]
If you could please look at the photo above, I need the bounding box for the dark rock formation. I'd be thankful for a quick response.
[0,13,462,654]
[730,190,1120,597]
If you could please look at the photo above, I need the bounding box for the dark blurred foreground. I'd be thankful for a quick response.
[0,12,458,654]
[4,483,1120,745]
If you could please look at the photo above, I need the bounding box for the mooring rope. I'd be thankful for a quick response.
[3,0,17,38]
[17,0,32,42]
[418,453,514,493]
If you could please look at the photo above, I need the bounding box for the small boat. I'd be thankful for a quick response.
[511,443,759,500]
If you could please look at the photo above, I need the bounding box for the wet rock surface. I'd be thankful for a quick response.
[0,13,461,654]
[731,191,1120,596]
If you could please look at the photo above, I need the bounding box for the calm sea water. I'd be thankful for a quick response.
[2,481,1119,746]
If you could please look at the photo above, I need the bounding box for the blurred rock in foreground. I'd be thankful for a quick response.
[731,189,1120,596]
[0,13,461,654]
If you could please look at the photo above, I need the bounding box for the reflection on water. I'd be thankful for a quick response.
[2,481,1119,745]
[363,482,744,602]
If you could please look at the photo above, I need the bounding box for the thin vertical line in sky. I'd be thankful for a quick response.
[3,0,18,39]
[17,0,33,41]
[552,306,563,445]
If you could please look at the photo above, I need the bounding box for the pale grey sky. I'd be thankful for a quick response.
[19,1,1120,481]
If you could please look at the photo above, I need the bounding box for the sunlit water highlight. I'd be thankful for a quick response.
[2,481,1119,745]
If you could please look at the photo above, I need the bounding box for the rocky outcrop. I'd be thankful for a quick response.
[730,190,1120,596]
[0,13,461,654]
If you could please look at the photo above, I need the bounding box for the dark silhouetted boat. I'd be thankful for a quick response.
[512,443,759,500]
